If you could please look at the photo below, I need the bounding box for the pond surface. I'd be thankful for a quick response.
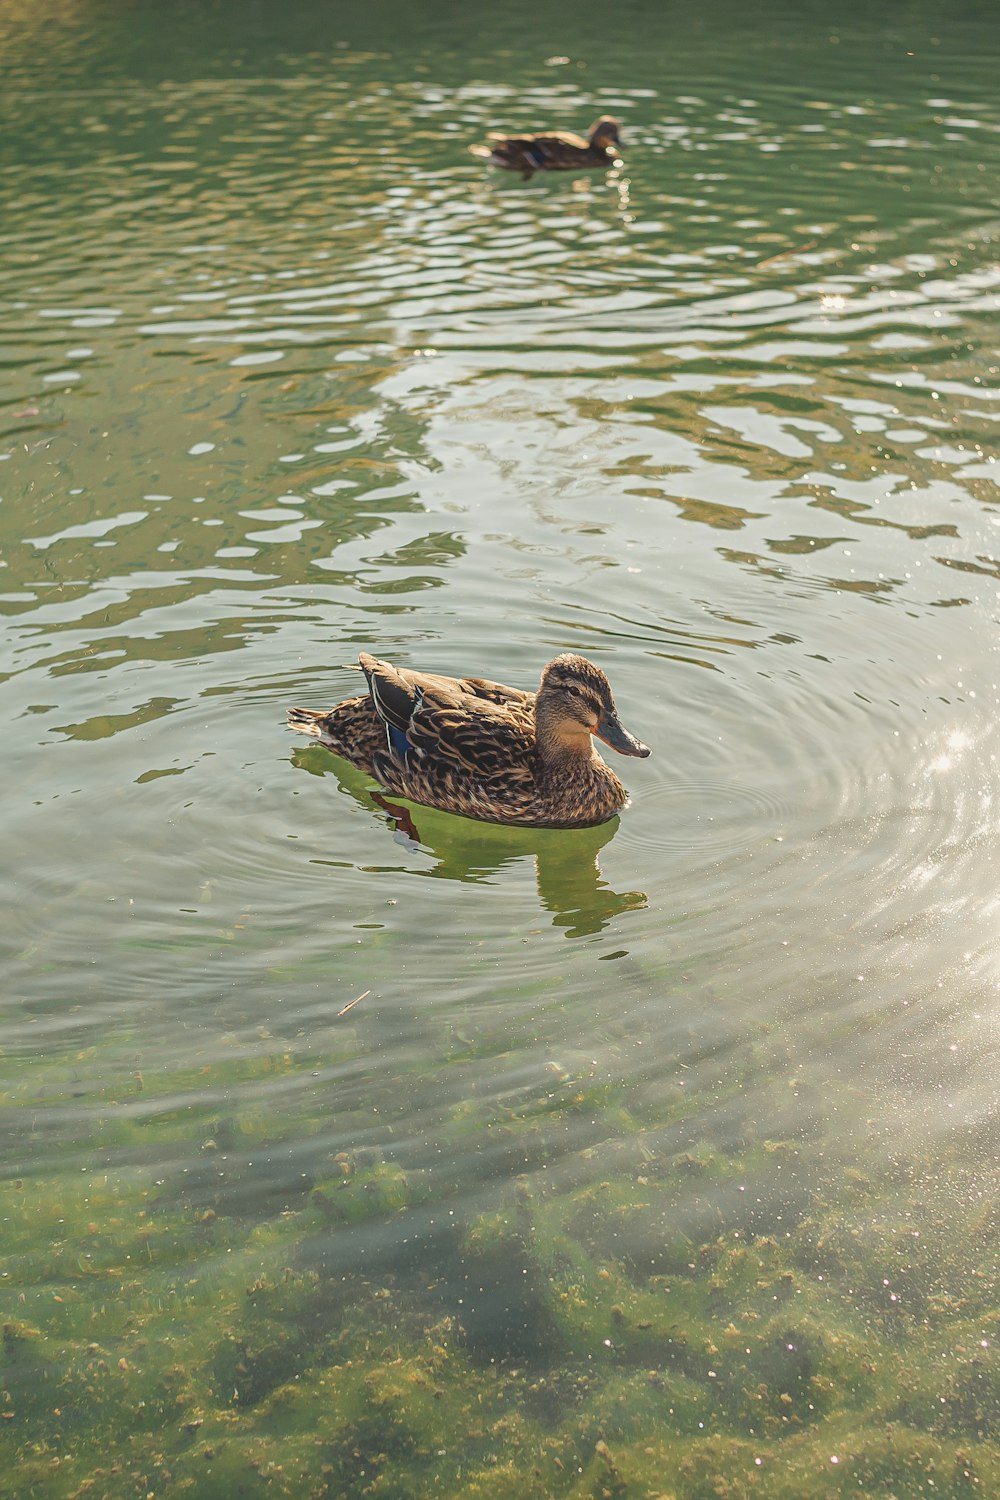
[2,1,999,1495]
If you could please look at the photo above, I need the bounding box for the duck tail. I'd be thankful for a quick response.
[287,707,327,738]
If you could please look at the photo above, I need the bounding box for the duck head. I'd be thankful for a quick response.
[536,653,650,759]
[588,117,623,150]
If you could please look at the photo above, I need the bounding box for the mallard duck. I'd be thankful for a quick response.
[287,651,649,828]
[469,116,623,180]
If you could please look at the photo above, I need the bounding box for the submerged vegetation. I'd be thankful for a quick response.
[2,1023,996,1500]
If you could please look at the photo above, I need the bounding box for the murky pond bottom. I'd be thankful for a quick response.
[5,1026,997,1499]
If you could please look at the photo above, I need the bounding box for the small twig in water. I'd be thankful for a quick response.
[337,990,370,1018]
[757,238,818,269]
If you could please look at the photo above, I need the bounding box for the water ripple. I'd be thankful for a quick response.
[2,22,1000,1149]
[616,779,787,856]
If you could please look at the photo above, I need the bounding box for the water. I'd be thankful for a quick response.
[2,2,999,1495]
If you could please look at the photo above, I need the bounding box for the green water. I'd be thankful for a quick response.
[2,1,999,1495]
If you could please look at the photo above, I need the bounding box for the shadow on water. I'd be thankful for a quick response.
[291,743,647,937]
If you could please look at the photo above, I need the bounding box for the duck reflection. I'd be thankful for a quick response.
[291,747,646,938]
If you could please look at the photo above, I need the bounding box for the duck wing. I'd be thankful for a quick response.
[457,674,533,710]
[469,127,592,175]
[404,693,535,782]
[359,653,536,786]
[359,653,418,738]
[488,128,589,151]
[359,653,532,719]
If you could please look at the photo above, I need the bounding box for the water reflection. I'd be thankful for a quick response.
[293,746,647,936]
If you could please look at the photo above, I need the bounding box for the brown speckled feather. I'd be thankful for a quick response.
[287,649,649,828]
[285,696,384,774]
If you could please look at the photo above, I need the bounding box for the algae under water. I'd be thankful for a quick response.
[2,1032,998,1498]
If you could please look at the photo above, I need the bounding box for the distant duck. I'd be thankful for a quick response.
[287,650,649,828]
[469,116,623,180]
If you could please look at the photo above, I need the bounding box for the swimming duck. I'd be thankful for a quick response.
[287,651,649,828]
[469,116,623,180]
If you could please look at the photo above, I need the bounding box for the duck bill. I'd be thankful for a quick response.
[595,710,650,758]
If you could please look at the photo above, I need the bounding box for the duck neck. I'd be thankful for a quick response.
[534,696,593,768]
[539,736,606,781]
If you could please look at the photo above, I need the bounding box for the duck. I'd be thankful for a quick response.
[287,651,650,828]
[469,116,623,181]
